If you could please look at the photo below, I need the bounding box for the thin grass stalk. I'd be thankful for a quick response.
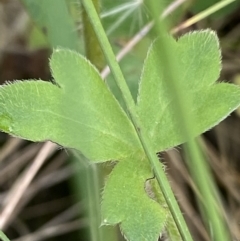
[0,230,10,241]
[81,1,193,240]
[172,0,236,34]
[81,1,119,240]
[147,1,232,240]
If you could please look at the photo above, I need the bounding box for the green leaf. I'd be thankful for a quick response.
[0,30,240,241]
[137,30,240,152]
[101,156,168,241]
[0,46,168,240]
[21,0,80,50]
[0,50,141,161]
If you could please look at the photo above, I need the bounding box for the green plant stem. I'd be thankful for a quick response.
[81,1,193,241]
[0,230,10,241]
[148,1,231,241]
[81,2,103,240]
[81,0,105,70]
[72,151,103,241]
[81,1,117,241]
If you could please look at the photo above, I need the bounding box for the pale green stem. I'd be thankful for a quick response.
[0,231,10,241]
[81,1,118,241]
[81,1,193,241]
[148,0,232,240]
[172,0,236,34]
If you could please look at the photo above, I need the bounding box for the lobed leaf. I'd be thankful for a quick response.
[101,156,168,241]
[0,30,239,241]
[0,50,142,162]
[137,30,240,152]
